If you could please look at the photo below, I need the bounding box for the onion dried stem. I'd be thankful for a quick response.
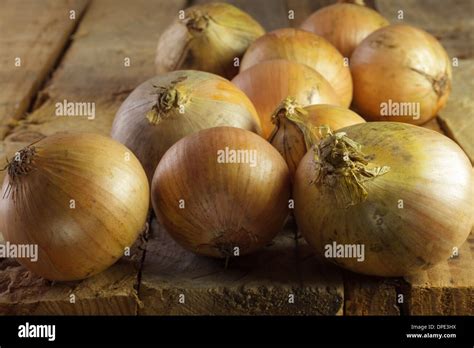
[313,129,390,208]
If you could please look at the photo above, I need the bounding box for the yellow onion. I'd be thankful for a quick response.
[0,133,149,281]
[269,98,365,182]
[232,60,341,137]
[351,24,452,125]
[300,3,389,58]
[152,127,290,258]
[293,122,473,277]
[240,28,353,107]
[155,2,265,79]
[111,70,261,182]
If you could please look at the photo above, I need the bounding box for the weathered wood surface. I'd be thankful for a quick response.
[404,231,474,315]
[0,0,185,314]
[140,220,343,315]
[344,274,400,316]
[0,0,89,139]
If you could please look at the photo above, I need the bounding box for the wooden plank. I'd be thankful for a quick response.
[194,0,290,31]
[0,0,89,139]
[296,236,344,315]
[0,0,186,314]
[438,59,474,163]
[376,0,474,59]
[344,273,400,315]
[0,236,145,315]
[404,231,474,315]
[139,219,343,315]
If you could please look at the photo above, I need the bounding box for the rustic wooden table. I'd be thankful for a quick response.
[0,0,472,315]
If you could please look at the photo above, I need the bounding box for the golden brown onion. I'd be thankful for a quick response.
[232,60,341,137]
[0,133,149,281]
[152,127,290,258]
[155,2,265,79]
[240,28,353,107]
[294,122,473,277]
[111,70,261,182]
[351,24,452,125]
[269,98,365,182]
[300,3,389,58]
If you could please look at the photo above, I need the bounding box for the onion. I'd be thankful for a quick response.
[293,122,473,277]
[0,133,149,281]
[240,28,353,107]
[269,98,365,182]
[152,126,290,258]
[232,60,341,137]
[155,2,265,79]
[351,24,452,125]
[300,3,389,58]
[111,70,261,182]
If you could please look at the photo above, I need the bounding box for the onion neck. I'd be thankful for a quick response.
[146,77,188,125]
[268,97,318,150]
[3,146,36,199]
[184,10,210,33]
[314,130,390,208]
[409,67,449,98]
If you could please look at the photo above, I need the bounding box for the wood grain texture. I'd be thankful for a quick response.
[0,0,185,314]
[344,273,400,315]
[404,232,474,315]
[0,0,89,139]
[139,219,343,315]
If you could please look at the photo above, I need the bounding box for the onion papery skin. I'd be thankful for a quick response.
[111,70,261,183]
[293,122,473,277]
[232,60,341,138]
[269,101,365,182]
[155,2,265,79]
[300,3,389,58]
[152,127,290,258]
[350,24,452,125]
[240,28,353,107]
[0,133,149,281]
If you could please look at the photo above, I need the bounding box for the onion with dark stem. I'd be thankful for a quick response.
[0,133,149,281]
[152,127,290,259]
[293,122,473,277]
[111,70,261,183]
